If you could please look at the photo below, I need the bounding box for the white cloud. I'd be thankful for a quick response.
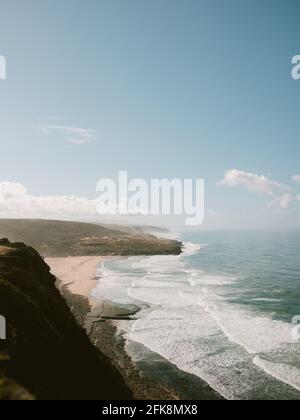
[0,181,27,198]
[40,125,96,145]
[218,169,293,209]
[218,169,288,195]
[0,181,98,219]
[292,175,300,183]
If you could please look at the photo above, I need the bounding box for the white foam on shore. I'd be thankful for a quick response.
[91,240,300,399]
[182,242,204,256]
[192,287,295,355]
[254,355,300,392]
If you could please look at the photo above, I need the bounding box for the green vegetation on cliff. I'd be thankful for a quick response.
[0,219,182,257]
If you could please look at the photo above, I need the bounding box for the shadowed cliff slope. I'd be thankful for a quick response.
[0,239,132,400]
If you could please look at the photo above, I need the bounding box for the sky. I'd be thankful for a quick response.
[0,0,300,229]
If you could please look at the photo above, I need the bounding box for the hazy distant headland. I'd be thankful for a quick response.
[0,219,182,258]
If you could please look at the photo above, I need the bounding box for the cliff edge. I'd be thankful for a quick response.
[0,238,131,400]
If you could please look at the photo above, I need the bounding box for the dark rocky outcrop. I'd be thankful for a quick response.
[0,239,132,400]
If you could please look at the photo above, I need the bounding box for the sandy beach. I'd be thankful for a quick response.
[46,256,104,307]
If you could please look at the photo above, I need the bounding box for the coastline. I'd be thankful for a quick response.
[46,256,104,307]
[46,256,223,400]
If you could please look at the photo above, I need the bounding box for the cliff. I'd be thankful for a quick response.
[0,219,182,257]
[0,239,132,400]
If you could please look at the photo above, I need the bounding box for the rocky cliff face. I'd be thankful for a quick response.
[0,239,131,400]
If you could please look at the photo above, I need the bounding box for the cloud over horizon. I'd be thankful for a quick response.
[0,181,145,221]
[0,181,98,219]
[218,169,294,209]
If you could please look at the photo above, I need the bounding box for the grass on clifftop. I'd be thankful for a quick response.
[0,219,182,258]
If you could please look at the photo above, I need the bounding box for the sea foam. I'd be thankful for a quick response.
[91,240,300,399]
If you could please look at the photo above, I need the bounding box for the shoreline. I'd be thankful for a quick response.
[46,256,105,307]
[46,256,223,400]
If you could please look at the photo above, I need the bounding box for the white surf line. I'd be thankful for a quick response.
[253,356,300,392]
[177,242,300,394]
[126,241,231,399]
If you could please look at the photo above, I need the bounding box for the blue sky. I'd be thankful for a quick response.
[0,0,300,228]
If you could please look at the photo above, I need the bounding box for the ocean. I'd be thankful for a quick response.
[92,230,300,400]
